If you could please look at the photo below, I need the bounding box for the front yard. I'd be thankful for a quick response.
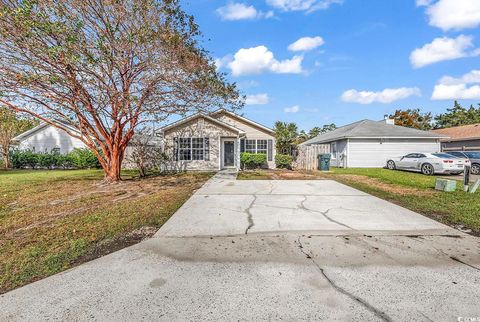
[238,168,480,236]
[0,170,212,293]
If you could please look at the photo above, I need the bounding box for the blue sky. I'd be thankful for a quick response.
[182,0,480,131]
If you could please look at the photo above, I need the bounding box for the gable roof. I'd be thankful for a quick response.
[12,120,80,143]
[431,123,480,142]
[210,109,275,135]
[158,112,245,134]
[301,119,448,145]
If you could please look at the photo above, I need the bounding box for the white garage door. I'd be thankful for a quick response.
[348,139,441,168]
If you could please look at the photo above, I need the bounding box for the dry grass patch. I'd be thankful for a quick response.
[0,170,213,293]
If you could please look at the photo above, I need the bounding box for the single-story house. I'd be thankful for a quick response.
[159,109,276,171]
[431,123,480,152]
[300,118,448,168]
[12,121,86,154]
[12,109,276,171]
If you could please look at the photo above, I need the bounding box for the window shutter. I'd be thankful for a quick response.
[173,137,179,161]
[240,138,245,152]
[267,139,273,161]
[204,137,210,161]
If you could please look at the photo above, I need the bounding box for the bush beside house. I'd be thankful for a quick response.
[275,154,293,169]
[240,152,267,169]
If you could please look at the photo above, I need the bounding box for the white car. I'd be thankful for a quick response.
[386,153,469,175]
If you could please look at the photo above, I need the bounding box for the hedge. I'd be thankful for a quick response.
[275,154,293,169]
[240,152,267,169]
[10,148,101,170]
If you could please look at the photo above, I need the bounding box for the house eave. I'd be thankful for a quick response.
[303,135,448,145]
[210,109,275,135]
[158,113,245,135]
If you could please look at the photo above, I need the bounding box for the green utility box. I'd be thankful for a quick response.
[318,153,331,171]
[435,178,457,192]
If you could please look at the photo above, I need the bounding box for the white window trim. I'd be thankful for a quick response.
[245,139,268,154]
[178,137,205,161]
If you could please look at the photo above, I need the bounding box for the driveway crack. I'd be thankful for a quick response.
[300,196,355,230]
[296,236,393,322]
[245,195,257,235]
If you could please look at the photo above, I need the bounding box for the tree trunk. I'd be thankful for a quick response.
[103,148,124,183]
[1,146,11,169]
[4,154,11,169]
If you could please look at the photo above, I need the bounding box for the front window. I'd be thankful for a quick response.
[256,140,267,154]
[192,138,205,160]
[245,139,257,153]
[179,138,205,161]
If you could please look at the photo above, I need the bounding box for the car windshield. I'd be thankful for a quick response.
[432,153,458,159]
[464,152,480,159]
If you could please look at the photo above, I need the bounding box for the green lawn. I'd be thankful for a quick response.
[238,168,480,235]
[0,169,212,293]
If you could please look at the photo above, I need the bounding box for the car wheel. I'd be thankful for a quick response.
[471,163,480,175]
[421,163,434,176]
[387,160,396,170]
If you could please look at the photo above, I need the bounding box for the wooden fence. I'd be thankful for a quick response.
[294,144,330,170]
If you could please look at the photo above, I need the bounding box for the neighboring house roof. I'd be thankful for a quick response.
[301,119,448,145]
[158,112,246,135]
[210,108,275,135]
[12,120,80,144]
[431,123,480,142]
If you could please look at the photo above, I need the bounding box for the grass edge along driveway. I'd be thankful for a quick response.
[0,169,213,294]
[238,168,480,236]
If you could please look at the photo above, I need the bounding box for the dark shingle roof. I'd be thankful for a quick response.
[301,119,448,145]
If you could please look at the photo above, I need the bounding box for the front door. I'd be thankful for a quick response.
[223,141,235,167]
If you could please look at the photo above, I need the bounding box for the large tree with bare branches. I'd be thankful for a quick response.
[0,0,243,182]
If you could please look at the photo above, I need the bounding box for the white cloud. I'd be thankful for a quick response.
[420,0,480,31]
[214,55,233,70]
[266,0,343,13]
[226,46,303,76]
[216,2,274,21]
[288,36,325,52]
[409,35,479,68]
[341,87,421,104]
[437,70,480,85]
[432,70,480,100]
[245,93,269,105]
[416,0,434,6]
[284,105,300,113]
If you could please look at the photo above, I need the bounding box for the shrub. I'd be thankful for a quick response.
[55,154,72,169]
[10,150,38,169]
[240,152,267,169]
[275,154,293,169]
[37,152,58,169]
[67,148,101,169]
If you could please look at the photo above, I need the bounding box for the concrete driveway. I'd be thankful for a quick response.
[1,171,480,321]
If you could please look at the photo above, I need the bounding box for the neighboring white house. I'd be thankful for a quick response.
[12,109,277,171]
[159,109,276,171]
[12,121,86,154]
[300,119,448,168]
